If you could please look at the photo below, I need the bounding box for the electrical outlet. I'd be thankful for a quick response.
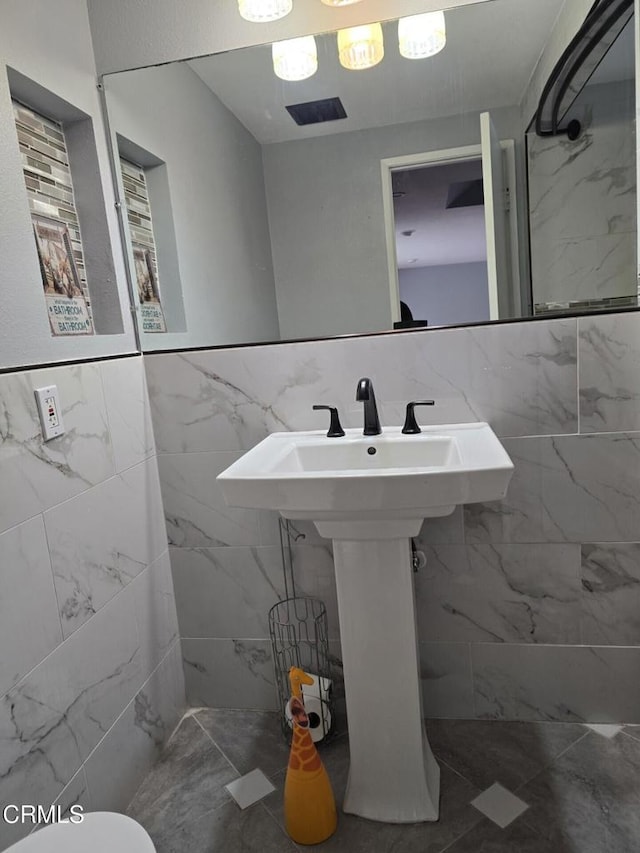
[34,385,65,441]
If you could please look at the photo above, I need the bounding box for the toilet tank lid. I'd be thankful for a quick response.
[5,812,156,853]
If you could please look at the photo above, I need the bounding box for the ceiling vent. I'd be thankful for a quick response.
[446,179,484,209]
[286,97,347,126]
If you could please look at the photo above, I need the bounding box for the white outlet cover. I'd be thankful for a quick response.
[34,385,65,441]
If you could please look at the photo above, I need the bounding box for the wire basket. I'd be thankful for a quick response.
[269,595,335,744]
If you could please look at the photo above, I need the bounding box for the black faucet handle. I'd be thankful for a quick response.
[313,405,345,438]
[402,400,435,434]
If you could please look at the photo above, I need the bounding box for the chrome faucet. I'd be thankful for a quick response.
[356,377,382,435]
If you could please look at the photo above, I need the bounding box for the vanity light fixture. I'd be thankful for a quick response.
[321,0,362,5]
[398,11,446,59]
[273,36,318,80]
[238,0,292,23]
[337,23,384,71]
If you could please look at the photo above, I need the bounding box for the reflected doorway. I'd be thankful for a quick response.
[392,158,488,328]
[381,121,520,330]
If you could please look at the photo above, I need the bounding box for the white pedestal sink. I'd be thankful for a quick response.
[218,423,513,823]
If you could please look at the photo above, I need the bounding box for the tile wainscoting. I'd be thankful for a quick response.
[145,312,640,724]
[0,355,185,851]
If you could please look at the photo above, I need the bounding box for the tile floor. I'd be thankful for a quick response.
[127,712,640,852]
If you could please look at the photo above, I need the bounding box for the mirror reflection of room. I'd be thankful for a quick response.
[102,0,635,350]
[527,13,636,317]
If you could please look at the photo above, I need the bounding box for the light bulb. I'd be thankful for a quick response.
[337,23,384,71]
[272,36,318,81]
[238,0,292,23]
[398,11,446,59]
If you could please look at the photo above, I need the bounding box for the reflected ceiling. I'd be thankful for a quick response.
[189,0,563,144]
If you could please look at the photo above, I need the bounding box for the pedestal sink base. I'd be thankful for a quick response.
[331,537,441,823]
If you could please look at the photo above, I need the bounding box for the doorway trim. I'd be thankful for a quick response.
[380,141,520,325]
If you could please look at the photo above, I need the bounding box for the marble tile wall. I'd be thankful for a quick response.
[0,355,185,851]
[145,311,640,725]
[528,81,636,309]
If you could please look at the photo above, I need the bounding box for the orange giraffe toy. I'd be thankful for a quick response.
[284,667,337,845]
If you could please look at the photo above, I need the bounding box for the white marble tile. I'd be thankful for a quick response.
[579,313,640,433]
[416,506,465,545]
[84,640,185,813]
[465,434,640,544]
[529,104,635,244]
[0,362,115,535]
[44,457,168,638]
[182,639,277,710]
[580,543,640,645]
[145,349,301,453]
[291,543,339,640]
[420,643,474,719]
[471,783,529,828]
[170,546,284,639]
[585,724,623,739]
[416,544,581,644]
[101,356,155,472]
[145,316,577,464]
[0,516,62,698]
[134,551,180,680]
[459,320,578,437]
[158,451,262,547]
[0,584,140,843]
[529,87,636,308]
[472,644,640,723]
[532,232,636,305]
[49,766,92,824]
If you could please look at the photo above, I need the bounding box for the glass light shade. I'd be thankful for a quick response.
[272,36,318,81]
[238,0,292,23]
[398,11,446,59]
[337,23,384,71]
[320,0,362,6]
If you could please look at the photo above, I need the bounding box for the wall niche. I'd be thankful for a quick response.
[8,67,125,339]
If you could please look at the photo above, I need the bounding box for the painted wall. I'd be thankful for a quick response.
[105,63,280,350]
[146,310,640,723]
[0,0,136,370]
[399,262,490,326]
[528,81,636,309]
[86,0,485,76]
[262,106,522,339]
[0,356,185,851]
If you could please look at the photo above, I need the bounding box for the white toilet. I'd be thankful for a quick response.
[6,812,156,852]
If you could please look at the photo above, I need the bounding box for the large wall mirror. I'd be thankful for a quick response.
[101,0,637,351]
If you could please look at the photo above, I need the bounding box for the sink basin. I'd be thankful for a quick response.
[218,420,513,824]
[218,422,513,535]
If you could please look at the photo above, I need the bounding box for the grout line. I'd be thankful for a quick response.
[83,637,183,768]
[620,728,640,744]
[190,713,243,777]
[0,553,171,706]
[576,316,581,436]
[513,729,591,795]
[435,755,482,793]
[468,642,478,719]
[97,359,118,474]
[437,812,485,853]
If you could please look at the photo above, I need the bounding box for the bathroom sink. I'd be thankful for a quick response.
[218,419,513,824]
[218,422,513,529]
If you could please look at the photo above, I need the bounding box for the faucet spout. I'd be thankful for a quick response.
[356,377,382,436]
